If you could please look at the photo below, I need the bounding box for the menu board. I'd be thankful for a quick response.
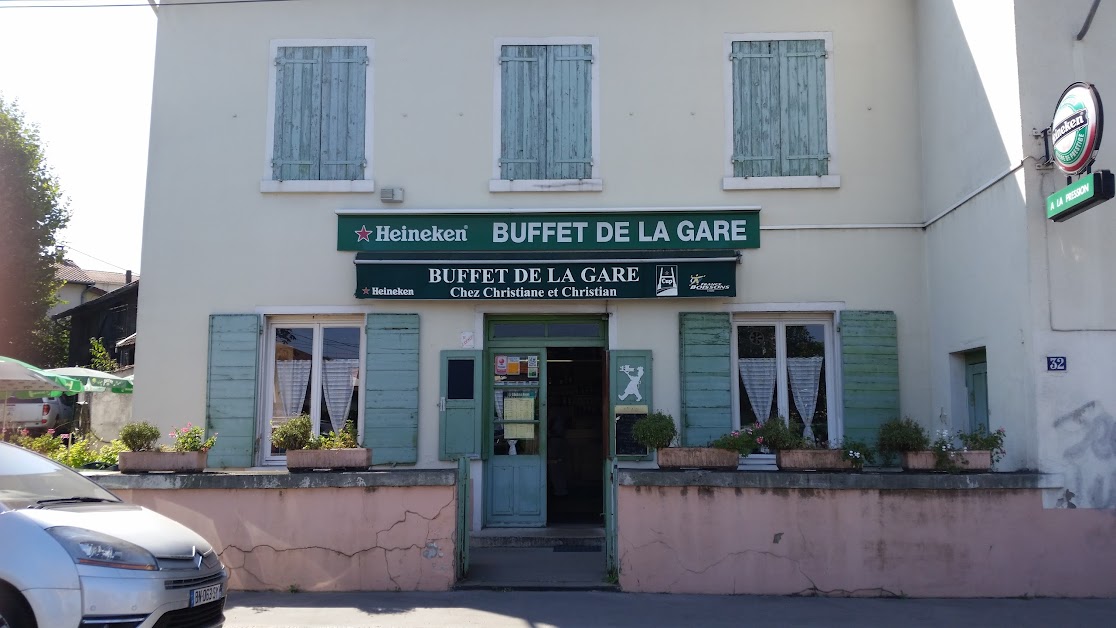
[494,354,539,386]
[614,404,649,457]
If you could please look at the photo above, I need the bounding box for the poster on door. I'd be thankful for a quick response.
[494,354,539,385]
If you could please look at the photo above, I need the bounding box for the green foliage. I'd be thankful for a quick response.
[708,425,760,456]
[120,421,162,452]
[307,420,359,450]
[34,317,70,369]
[632,411,677,450]
[754,418,806,451]
[169,423,217,452]
[271,415,312,451]
[89,337,119,372]
[933,426,1007,471]
[877,417,930,454]
[839,439,875,470]
[96,439,127,467]
[51,437,99,468]
[958,426,1007,465]
[13,428,65,456]
[0,98,71,364]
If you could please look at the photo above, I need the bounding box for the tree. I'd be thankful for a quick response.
[0,98,70,365]
[89,337,119,372]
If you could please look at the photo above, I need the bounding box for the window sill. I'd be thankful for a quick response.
[260,179,376,193]
[489,179,603,193]
[722,175,841,190]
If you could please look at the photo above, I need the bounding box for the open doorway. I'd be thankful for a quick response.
[546,346,605,525]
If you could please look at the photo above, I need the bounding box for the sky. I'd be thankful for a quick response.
[0,0,156,274]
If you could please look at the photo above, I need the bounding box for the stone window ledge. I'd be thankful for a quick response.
[87,469,456,491]
[618,469,1063,491]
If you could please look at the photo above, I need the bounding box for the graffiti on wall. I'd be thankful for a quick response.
[1053,400,1116,509]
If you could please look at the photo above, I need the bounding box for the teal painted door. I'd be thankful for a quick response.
[486,348,547,527]
[966,361,989,433]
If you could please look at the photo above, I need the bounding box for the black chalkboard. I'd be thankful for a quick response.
[615,413,648,457]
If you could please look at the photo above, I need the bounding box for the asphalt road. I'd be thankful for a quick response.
[223,590,1116,627]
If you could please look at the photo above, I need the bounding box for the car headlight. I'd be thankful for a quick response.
[46,526,158,571]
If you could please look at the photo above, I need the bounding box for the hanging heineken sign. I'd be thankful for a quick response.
[1051,82,1104,175]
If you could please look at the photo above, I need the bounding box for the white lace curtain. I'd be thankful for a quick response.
[788,356,824,442]
[276,360,312,418]
[738,358,776,422]
[322,359,359,434]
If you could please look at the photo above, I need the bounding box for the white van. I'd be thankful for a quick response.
[0,396,76,434]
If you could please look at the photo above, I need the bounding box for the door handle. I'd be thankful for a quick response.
[438,396,446,412]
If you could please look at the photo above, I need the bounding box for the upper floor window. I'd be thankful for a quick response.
[491,38,601,192]
[723,34,839,190]
[262,40,375,193]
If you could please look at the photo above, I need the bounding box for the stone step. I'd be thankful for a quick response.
[469,526,605,549]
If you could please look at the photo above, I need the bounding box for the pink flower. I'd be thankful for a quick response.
[756,437,764,444]
[186,422,193,429]
[61,433,71,440]
[169,432,176,437]
[47,429,55,435]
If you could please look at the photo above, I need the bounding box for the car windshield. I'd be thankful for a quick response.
[0,443,120,510]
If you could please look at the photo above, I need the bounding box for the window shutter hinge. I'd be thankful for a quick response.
[821,51,829,59]
[274,57,282,66]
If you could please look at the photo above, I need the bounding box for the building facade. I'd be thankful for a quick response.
[135,0,1115,550]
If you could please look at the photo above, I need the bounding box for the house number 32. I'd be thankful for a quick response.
[1047,356,1067,371]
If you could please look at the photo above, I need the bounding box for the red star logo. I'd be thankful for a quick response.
[362,287,371,295]
[355,225,372,242]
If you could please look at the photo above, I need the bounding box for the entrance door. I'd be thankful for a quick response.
[966,357,989,433]
[486,349,547,527]
[546,346,605,524]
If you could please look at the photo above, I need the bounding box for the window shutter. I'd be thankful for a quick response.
[500,45,547,180]
[609,350,653,458]
[205,314,260,468]
[365,313,419,464]
[839,310,898,445]
[679,312,733,446]
[731,40,780,178]
[439,350,482,461]
[778,39,829,176]
[320,46,367,181]
[273,47,323,181]
[546,44,593,180]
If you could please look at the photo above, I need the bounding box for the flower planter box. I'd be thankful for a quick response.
[776,449,856,472]
[118,451,207,473]
[901,450,992,472]
[656,447,739,470]
[286,448,372,472]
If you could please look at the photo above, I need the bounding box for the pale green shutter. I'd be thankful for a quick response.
[546,44,593,180]
[779,39,828,176]
[273,47,322,180]
[320,46,367,181]
[365,313,419,464]
[679,313,732,445]
[840,310,898,445]
[439,350,482,461]
[731,41,779,178]
[205,314,260,468]
[609,350,653,458]
[500,45,546,180]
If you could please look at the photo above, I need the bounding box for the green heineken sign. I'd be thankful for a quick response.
[338,209,760,252]
[1046,170,1115,222]
[354,251,738,300]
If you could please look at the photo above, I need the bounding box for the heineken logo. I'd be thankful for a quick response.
[1051,83,1104,175]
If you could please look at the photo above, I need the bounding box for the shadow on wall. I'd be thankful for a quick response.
[89,391,133,443]
[1052,400,1116,509]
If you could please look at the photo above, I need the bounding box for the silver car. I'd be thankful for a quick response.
[1,396,76,434]
[0,442,227,627]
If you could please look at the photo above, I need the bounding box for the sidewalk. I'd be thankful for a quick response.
[223,590,1116,627]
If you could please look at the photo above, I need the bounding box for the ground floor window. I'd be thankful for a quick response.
[262,318,364,465]
[733,316,837,445]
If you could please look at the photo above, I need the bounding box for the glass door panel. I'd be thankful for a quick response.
[487,349,546,527]
[270,327,314,457]
[786,324,828,444]
[320,326,361,438]
[737,325,778,425]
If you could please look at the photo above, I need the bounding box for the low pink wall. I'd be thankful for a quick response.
[114,486,456,591]
[618,486,1116,597]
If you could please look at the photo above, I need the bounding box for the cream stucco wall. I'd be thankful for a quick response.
[136,1,928,463]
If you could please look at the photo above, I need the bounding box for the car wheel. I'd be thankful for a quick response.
[0,587,36,628]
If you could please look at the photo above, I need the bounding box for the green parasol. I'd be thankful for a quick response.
[0,356,84,398]
[45,367,134,394]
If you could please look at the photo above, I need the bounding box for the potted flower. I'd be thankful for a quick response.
[273,415,370,472]
[754,419,868,471]
[876,416,938,471]
[117,421,215,473]
[633,411,737,470]
[916,425,1004,472]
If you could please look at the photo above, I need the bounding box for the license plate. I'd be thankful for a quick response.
[190,583,223,607]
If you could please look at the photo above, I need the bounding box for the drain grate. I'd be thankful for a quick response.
[553,546,602,553]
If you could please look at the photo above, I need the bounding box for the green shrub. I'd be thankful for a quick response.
[52,437,99,468]
[97,439,128,467]
[877,417,930,454]
[632,411,677,450]
[754,418,806,451]
[307,420,359,450]
[120,421,162,452]
[271,415,312,451]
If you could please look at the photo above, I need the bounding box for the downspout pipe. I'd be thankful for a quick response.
[1077,0,1102,40]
